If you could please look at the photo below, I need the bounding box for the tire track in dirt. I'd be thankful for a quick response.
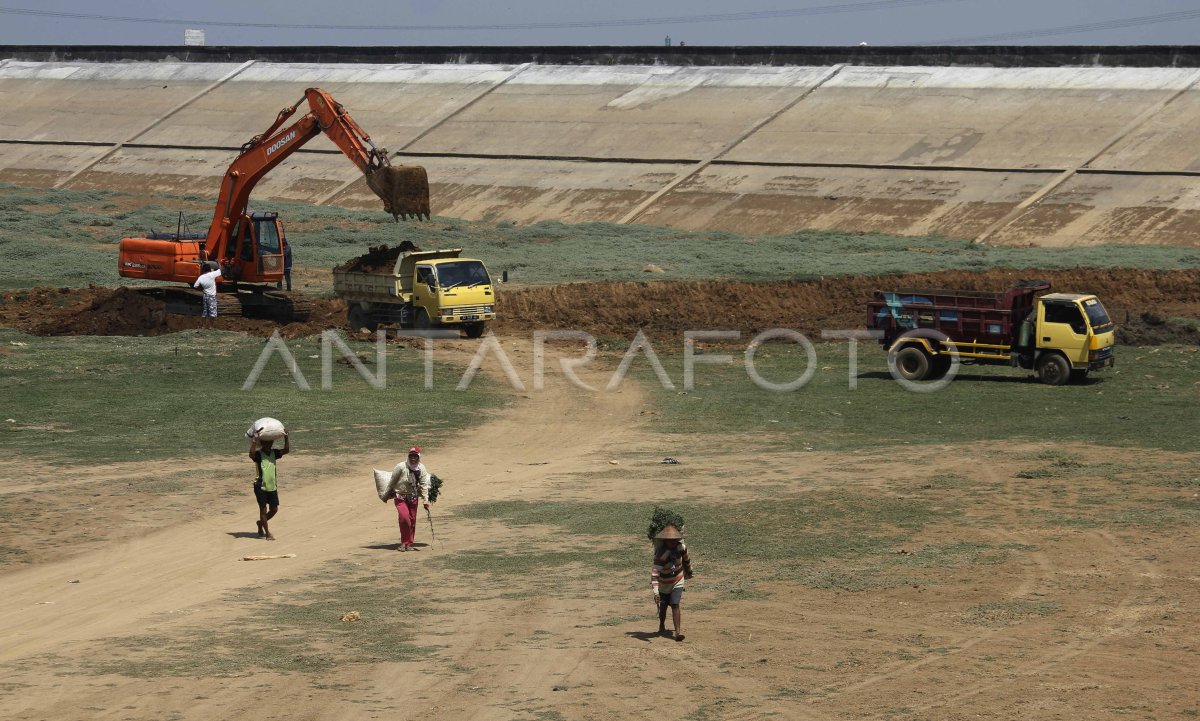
[894,529,1163,718]
[847,464,1164,720]
[815,528,1055,702]
[691,448,1153,721]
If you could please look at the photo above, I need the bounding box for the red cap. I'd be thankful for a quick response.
[408,447,421,456]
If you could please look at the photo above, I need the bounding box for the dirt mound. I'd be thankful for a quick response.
[493,268,1200,346]
[1117,312,1200,346]
[365,165,430,221]
[0,286,347,339]
[32,286,166,336]
[4,268,1199,344]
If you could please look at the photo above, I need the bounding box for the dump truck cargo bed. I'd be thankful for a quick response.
[867,281,1050,347]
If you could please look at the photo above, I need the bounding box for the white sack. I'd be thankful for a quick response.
[374,469,395,501]
[247,417,286,442]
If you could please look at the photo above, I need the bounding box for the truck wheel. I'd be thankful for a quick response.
[347,304,374,332]
[1036,353,1071,386]
[893,346,931,382]
[1069,369,1090,384]
[928,354,953,380]
[414,308,432,331]
[463,321,486,339]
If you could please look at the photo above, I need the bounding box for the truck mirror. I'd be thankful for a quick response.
[502,270,509,283]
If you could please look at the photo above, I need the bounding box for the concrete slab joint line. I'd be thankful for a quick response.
[316,62,534,206]
[618,63,847,226]
[974,66,1200,244]
[54,60,258,190]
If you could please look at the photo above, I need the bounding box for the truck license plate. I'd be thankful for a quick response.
[461,314,479,321]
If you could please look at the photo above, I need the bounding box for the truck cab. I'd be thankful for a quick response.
[1029,293,1116,382]
[334,247,496,338]
[410,255,496,334]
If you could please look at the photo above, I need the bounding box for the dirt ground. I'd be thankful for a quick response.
[4,268,1200,345]
[0,341,1196,721]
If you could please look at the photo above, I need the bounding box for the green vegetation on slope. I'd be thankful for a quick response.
[3,184,1200,290]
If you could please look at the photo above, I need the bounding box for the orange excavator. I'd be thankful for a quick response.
[117,87,430,320]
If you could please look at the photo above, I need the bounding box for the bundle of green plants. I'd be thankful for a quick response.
[646,505,685,540]
[428,474,443,503]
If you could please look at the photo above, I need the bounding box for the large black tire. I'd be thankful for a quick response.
[463,321,486,339]
[347,303,376,332]
[894,346,931,382]
[414,308,432,331]
[1036,353,1071,386]
[928,354,953,380]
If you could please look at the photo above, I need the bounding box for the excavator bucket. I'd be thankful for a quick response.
[366,165,431,222]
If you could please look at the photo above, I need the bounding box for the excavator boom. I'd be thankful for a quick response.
[207,87,428,266]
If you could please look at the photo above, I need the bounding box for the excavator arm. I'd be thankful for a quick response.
[205,87,429,263]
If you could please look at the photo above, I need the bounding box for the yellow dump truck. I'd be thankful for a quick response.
[867,280,1116,385]
[333,247,496,338]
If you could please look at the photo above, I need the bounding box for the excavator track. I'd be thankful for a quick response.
[261,290,315,322]
[134,286,313,322]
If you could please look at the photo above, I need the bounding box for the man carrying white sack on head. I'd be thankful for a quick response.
[386,447,432,552]
[246,417,289,541]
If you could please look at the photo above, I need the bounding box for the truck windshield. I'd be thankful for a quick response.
[1083,297,1114,332]
[436,261,491,289]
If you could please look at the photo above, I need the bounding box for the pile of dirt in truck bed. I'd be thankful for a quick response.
[334,242,421,274]
[3,268,1200,344]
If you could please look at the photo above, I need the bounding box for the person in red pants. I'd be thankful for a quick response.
[387,447,431,551]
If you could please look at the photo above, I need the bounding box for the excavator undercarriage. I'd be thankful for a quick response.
[134,286,314,322]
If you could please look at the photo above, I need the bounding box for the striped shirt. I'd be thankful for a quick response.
[651,542,692,594]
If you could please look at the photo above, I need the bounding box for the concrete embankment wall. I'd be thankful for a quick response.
[3,46,1200,246]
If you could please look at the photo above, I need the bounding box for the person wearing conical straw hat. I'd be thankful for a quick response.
[651,524,694,641]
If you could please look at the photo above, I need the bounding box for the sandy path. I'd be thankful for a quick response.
[0,346,649,669]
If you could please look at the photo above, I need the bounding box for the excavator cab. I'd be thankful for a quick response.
[221,212,285,283]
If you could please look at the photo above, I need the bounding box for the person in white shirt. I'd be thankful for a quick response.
[193,264,222,320]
